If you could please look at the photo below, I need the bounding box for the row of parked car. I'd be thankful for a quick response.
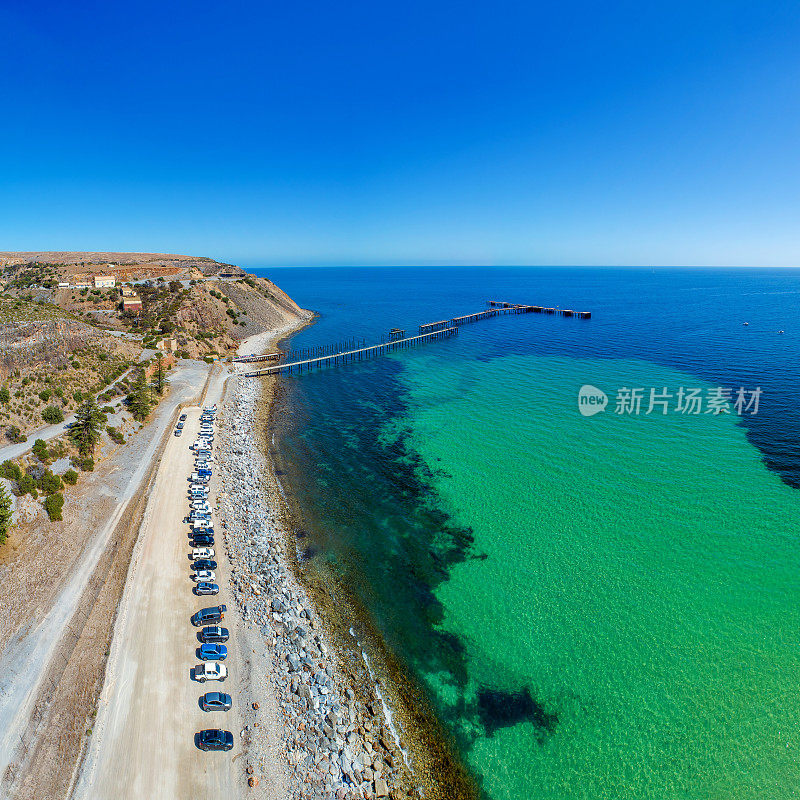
[185,406,234,753]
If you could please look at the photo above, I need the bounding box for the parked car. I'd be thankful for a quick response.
[179,413,187,421]
[199,643,228,660]
[192,569,216,582]
[174,429,182,437]
[192,547,215,559]
[193,662,227,683]
[191,605,227,626]
[192,534,215,546]
[199,625,229,643]
[193,559,217,571]
[177,422,184,430]
[195,581,219,596]
[196,728,233,751]
[200,692,232,712]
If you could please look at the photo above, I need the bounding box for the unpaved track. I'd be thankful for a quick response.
[74,372,248,800]
[0,362,209,794]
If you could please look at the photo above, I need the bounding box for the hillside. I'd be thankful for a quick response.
[0,251,243,278]
[0,252,311,438]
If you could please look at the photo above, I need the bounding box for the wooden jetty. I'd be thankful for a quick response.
[233,351,286,364]
[419,320,450,334]
[244,299,592,378]
[489,300,591,319]
[244,327,458,377]
[452,309,497,325]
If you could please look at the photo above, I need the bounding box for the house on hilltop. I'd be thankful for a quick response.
[122,295,142,314]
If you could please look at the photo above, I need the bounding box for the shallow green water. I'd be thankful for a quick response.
[399,352,800,799]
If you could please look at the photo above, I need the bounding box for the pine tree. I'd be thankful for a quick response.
[69,395,105,457]
[153,352,166,395]
[126,369,151,421]
[0,484,13,545]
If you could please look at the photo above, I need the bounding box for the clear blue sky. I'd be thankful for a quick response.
[1,0,799,267]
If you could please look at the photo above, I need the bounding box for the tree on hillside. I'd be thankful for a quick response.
[69,395,106,457]
[126,369,151,421]
[153,352,166,395]
[0,484,12,545]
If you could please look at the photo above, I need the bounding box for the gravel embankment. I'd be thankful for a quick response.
[216,375,416,800]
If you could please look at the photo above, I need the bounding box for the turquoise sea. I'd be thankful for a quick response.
[257,267,800,799]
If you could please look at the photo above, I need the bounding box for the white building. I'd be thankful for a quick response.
[94,275,116,288]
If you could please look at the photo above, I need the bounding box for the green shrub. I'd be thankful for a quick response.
[106,426,125,444]
[0,386,9,404]
[62,469,79,485]
[41,406,64,424]
[0,461,21,481]
[18,474,37,497]
[32,438,50,462]
[39,389,52,402]
[43,493,64,521]
[39,470,62,494]
[80,457,94,472]
[0,484,12,545]
[5,426,24,443]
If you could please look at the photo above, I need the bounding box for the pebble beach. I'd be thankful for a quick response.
[215,369,418,799]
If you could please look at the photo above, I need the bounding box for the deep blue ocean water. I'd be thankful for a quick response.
[254,266,800,799]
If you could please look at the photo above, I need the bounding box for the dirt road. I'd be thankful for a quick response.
[74,370,258,800]
[0,361,210,794]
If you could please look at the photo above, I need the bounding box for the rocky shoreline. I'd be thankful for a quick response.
[216,372,419,799]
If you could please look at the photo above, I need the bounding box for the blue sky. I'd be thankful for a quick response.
[1,0,799,266]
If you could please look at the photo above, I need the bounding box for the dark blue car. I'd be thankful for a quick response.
[196,729,233,751]
[192,559,217,571]
[191,605,226,626]
[199,625,229,643]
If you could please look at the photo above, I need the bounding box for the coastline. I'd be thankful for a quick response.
[219,319,417,798]
[219,320,480,800]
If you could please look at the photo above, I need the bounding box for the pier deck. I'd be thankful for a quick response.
[244,300,591,377]
[244,327,458,376]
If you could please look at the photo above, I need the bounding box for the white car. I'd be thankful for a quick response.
[191,504,211,513]
[193,520,212,530]
[192,547,215,559]
[192,569,216,582]
[194,662,227,682]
